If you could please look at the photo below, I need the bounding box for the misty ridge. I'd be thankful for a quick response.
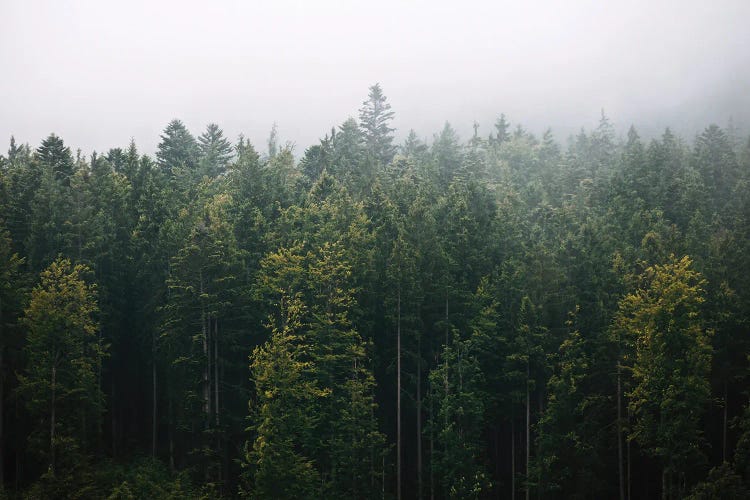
[3,1,750,153]
[3,1,750,499]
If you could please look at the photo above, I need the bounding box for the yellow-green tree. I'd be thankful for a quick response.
[613,255,712,500]
[244,238,384,499]
[18,258,104,483]
[243,295,322,499]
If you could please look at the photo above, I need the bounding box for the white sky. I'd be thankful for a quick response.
[2,0,749,155]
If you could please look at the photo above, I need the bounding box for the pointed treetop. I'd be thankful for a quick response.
[267,123,279,160]
[198,123,233,176]
[37,133,75,183]
[359,83,396,165]
[156,119,198,172]
[494,114,510,145]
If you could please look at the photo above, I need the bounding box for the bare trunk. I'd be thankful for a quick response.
[382,454,385,500]
[723,382,728,463]
[222,352,229,488]
[444,293,449,346]
[370,371,376,494]
[111,379,116,457]
[526,361,530,500]
[214,318,221,488]
[494,428,500,490]
[200,271,209,427]
[169,398,175,471]
[98,324,103,446]
[443,292,449,435]
[352,358,359,498]
[152,329,157,458]
[396,287,402,500]
[618,364,625,500]
[627,406,631,500]
[416,333,423,500]
[214,318,220,427]
[429,382,435,500]
[512,417,516,500]
[537,387,543,500]
[50,363,57,474]
[14,391,19,491]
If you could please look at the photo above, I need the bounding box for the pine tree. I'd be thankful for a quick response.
[198,123,233,178]
[359,83,396,166]
[429,335,490,499]
[492,114,510,146]
[36,134,75,185]
[432,123,463,187]
[0,221,24,489]
[17,259,104,485]
[536,314,611,498]
[26,162,76,270]
[156,119,199,175]
[162,192,245,481]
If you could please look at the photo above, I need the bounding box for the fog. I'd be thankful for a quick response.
[2,0,749,155]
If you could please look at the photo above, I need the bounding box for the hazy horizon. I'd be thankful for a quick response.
[2,0,749,155]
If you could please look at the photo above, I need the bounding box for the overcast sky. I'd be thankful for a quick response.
[2,0,749,156]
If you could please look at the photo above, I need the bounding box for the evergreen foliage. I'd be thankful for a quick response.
[1,87,749,499]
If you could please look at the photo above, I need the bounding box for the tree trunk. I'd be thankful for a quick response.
[222,352,229,491]
[723,382,728,463]
[111,379,116,457]
[169,397,175,471]
[382,454,385,500]
[152,328,157,458]
[14,390,19,491]
[443,292,449,440]
[627,406,631,500]
[429,382,435,500]
[200,271,209,427]
[444,293,449,346]
[50,362,57,475]
[396,286,402,500]
[98,323,104,448]
[618,363,625,500]
[512,417,516,500]
[416,333,423,500]
[494,428,499,490]
[537,388,543,500]
[214,318,221,489]
[526,361,530,500]
[214,318,220,427]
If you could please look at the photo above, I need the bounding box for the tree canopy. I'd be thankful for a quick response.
[2,85,750,499]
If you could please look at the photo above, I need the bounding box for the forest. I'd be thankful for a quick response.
[1,84,749,499]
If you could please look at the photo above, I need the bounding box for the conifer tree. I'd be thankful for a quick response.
[36,134,75,185]
[156,119,199,175]
[243,295,322,500]
[0,221,24,488]
[359,83,396,166]
[17,259,104,484]
[162,192,245,480]
[614,255,712,499]
[429,334,490,499]
[198,123,233,178]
